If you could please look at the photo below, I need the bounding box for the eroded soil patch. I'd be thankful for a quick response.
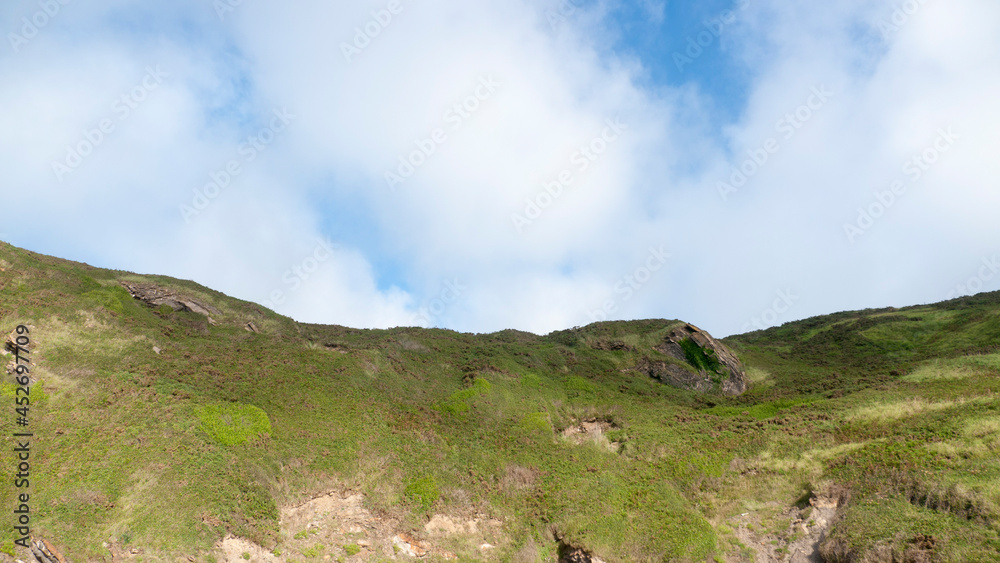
[214,491,505,562]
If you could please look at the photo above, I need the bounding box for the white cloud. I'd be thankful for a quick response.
[1,0,998,336]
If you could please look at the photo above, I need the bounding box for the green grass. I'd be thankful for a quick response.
[3,240,1000,561]
[300,544,324,558]
[196,402,272,446]
[680,337,722,374]
[403,476,440,513]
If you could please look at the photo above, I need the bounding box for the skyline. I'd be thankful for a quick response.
[2,0,998,336]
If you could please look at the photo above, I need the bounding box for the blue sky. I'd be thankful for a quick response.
[2,0,999,336]
[607,0,751,117]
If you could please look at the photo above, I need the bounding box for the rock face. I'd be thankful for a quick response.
[645,323,748,396]
[120,282,221,317]
[29,538,69,563]
[557,542,607,563]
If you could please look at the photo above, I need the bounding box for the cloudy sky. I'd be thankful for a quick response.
[2,0,998,336]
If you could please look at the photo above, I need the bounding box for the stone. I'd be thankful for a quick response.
[641,323,748,396]
[120,282,221,317]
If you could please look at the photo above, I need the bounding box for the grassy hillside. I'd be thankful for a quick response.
[1,241,999,562]
[725,295,1000,561]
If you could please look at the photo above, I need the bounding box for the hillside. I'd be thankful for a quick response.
[1,241,999,562]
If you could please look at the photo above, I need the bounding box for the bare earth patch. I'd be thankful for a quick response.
[561,420,619,452]
[217,536,279,563]
[214,491,505,562]
[731,490,843,563]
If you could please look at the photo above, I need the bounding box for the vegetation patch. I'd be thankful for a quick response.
[196,402,272,446]
[403,476,440,513]
[565,375,596,396]
[705,397,812,419]
[436,377,491,415]
[680,338,722,373]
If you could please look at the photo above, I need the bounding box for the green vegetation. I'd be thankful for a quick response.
[0,540,15,558]
[2,240,1000,561]
[403,476,440,513]
[300,544,324,558]
[680,337,721,374]
[196,402,272,446]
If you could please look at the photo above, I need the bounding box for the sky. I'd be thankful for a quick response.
[1,0,999,337]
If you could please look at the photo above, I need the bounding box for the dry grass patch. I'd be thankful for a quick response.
[848,398,985,422]
[760,442,870,474]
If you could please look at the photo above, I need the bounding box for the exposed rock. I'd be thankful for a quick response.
[557,542,606,563]
[590,338,634,351]
[5,331,26,354]
[29,539,68,563]
[393,533,429,557]
[5,330,28,376]
[638,357,714,394]
[787,490,844,563]
[120,282,221,317]
[643,324,747,395]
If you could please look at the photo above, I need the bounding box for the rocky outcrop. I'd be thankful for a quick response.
[29,538,69,563]
[120,282,221,317]
[555,537,606,563]
[638,357,715,393]
[644,324,748,396]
